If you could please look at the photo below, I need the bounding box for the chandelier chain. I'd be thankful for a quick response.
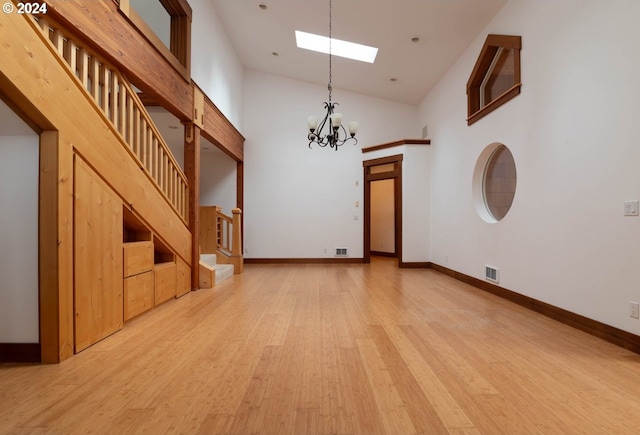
[328,0,332,102]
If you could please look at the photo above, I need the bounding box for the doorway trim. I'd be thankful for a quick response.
[363,154,403,264]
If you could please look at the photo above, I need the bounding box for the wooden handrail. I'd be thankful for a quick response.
[34,16,189,224]
[215,206,233,254]
[231,208,242,259]
[214,206,243,274]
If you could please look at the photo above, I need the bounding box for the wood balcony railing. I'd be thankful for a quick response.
[218,207,243,274]
[34,16,189,224]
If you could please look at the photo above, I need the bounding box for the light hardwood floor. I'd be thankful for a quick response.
[2,257,640,435]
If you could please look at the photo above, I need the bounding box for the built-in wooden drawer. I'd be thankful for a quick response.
[124,271,154,321]
[155,262,176,305]
[123,241,153,278]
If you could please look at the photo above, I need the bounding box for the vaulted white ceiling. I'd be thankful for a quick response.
[211,0,507,105]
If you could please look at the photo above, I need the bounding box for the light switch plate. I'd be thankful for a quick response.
[624,200,639,216]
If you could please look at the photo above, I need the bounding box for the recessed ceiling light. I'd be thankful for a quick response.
[259,3,267,10]
[295,30,378,63]
[411,37,420,43]
[272,52,279,56]
[390,77,397,82]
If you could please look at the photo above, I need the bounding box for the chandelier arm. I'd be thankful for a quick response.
[316,106,331,139]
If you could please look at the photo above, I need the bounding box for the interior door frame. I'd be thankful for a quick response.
[363,154,403,264]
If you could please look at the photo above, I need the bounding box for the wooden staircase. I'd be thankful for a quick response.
[1,5,246,363]
[1,12,195,360]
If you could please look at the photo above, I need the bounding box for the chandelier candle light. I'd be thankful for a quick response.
[307,0,359,150]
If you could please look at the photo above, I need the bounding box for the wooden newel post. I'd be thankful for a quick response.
[231,208,243,274]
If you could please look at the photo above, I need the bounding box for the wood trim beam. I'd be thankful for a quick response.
[0,344,40,363]
[399,262,431,268]
[245,258,365,264]
[362,139,430,154]
[201,93,245,162]
[0,74,54,133]
[160,0,192,19]
[363,154,404,168]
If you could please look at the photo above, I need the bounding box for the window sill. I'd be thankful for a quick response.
[467,83,521,126]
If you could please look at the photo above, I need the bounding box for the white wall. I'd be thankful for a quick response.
[243,71,419,258]
[363,144,431,263]
[420,0,640,334]
[403,145,431,262]
[190,0,244,130]
[200,148,237,213]
[0,101,39,343]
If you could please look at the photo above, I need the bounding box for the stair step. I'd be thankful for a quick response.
[214,264,234,285]
[200,253,217,267]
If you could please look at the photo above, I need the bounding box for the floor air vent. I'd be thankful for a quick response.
[335,248,349,257]
[485,265,499,283]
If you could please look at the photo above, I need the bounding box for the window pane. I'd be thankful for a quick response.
[369,163,395,174]
[131,0,171,49]
[481,48,515,108]
[483,145,516,221]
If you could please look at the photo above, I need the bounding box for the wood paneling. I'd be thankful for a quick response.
[199,262,214,289]
[74,157,123,353]
[124,271,154,321]
[123,241,154,277]
[199,206,217,255]
[154,263,177,305]
[201,95,244,162]
[175,256,191,296]
[39,130,74,363]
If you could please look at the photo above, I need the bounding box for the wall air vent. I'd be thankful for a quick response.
[335,247,349,257]
[485,265,499,283]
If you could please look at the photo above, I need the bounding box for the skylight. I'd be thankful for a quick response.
[295,31,378,63]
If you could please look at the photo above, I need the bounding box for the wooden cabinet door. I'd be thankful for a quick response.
[74,157,123,352]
